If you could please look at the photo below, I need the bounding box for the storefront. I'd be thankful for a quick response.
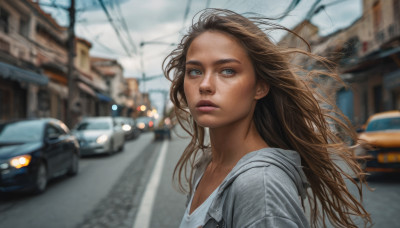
[383,69,400,110]
[0,61,48,121]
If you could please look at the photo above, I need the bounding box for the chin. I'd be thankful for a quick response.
[194,117,224,129]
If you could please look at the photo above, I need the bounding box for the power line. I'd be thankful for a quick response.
[97,0,133,57]
[114,0,137,54]
[103,0,137,54]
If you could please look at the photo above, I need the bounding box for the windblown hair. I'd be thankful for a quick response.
[163,9,371,228]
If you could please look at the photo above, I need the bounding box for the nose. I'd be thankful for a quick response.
[199,71,215,95]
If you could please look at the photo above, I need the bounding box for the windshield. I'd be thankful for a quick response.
[0,121,43,143]
[366,117,400,132]
[76,120,111,130]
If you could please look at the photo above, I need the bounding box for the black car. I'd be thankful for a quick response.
[0,118,80,194]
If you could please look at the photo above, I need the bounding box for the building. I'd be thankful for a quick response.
[279,0,400,128]
[90,57,128,116]
[0,0,125,126]
[125,77,141,117]
[0,0,62,121]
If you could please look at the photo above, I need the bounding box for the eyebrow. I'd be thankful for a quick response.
[185,58,241,66]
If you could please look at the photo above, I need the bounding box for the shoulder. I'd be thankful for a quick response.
[226,165,307,227]
[232,164,298,199]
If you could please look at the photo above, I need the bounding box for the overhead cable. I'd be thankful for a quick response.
[97,0,133,57]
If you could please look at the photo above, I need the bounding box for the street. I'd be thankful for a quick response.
[0,127,399,228]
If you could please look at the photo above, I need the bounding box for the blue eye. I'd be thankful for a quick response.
[221,69,235,76]
[187,69,202,76]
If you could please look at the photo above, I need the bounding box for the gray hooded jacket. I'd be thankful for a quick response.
[189,148,310,228]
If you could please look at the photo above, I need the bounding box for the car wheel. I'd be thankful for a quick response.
[119,142,124,152]
[33,162,47,194]
[67,152,79,176]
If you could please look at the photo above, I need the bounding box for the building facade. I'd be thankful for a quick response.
[0,0,127,126]
[280,0,400,129]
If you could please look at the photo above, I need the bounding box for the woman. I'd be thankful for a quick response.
[163,9,371,228]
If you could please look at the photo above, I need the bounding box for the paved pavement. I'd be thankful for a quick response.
[149,128,188,227]
[75,127,188,228]
[2,126,398,228]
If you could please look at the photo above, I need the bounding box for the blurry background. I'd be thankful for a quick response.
[1,1,400,228]
[0,0,366,127]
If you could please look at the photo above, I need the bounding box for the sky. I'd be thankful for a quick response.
[40,0,363,115]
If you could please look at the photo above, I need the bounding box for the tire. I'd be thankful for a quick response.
[119,141,125,152]
[33,162,47,194]
[67,152,79,176]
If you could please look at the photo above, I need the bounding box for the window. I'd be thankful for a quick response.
[45,124,63,138]
[0,7,9,33]
[19,17,30,37]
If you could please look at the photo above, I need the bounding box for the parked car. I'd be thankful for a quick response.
[114,117,140,140]
[136,116,155,132]
[154,117,172,140]
[0,118,80,194]
[357,110,400,172]
[73,117,125,156]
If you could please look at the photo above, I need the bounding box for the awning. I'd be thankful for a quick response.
[342,46,400,73]
[96,92,113,102]
[77,82,96,97]
[0,61,49,85]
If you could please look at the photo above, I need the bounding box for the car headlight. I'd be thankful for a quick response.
[122,124,131,131]
[96,134,109,144]
[10,155,32,169]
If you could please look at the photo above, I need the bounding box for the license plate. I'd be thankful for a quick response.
[377,153,400,163]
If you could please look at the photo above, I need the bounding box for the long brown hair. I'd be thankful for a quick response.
[163,9,371,228]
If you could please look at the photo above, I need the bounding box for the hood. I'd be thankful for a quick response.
[0,142,42,160]
[74,130,111,140]
[359,131,400,148]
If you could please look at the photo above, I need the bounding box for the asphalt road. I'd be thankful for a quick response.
[0,127,398,228]
[0,132,154,228]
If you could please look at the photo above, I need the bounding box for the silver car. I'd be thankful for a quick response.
[73,117,125,156]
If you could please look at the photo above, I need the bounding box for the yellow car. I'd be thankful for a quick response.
[358,111,400,172]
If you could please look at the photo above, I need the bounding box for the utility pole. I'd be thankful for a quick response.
[139,41,176,93]
[66,0,76,128]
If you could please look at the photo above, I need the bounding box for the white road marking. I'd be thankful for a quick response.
[133,140,169,228]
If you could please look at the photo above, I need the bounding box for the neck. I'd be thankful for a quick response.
[208,118,268,169]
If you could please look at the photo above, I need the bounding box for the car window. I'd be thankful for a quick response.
[76,120,111,130]
[366,117,400,132]
[0,121,43,143]
[45,125,62,138]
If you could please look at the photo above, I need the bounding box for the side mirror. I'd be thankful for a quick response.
[47,133,60,141]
